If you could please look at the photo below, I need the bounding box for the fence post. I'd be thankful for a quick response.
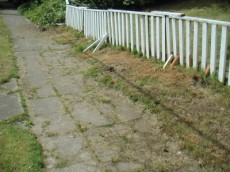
[156,17,160,59]
[130,14,134,51]
[193,22,199,69]
[201,23,208,70]
[150,16,155,58]
[125,13,130,48]
[145,15,150,58]
[121,13,125,46]
[172,18,177,57]
[118,12,122,45]
[179,19,184,65]
[186,21,191,67]
[135,14,140,52]
[140,16,145,56]
[218,26,228,82]
[210,24,218,75]
[167,17,172,60]
[162,16,166,61]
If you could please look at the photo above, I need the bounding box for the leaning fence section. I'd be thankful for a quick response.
[65,4,230,86]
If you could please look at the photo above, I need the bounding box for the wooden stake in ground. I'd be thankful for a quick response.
[170,55,179,69]
[205,64,210,76]
[163,54,174,70]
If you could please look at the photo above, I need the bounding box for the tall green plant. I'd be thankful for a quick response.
[74,0,160,9]
[19,0,65,26]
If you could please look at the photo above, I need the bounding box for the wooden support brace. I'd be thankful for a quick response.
[205,64,210,76]
[163,54,174,70]
[170,55,179,69]
[83,33,108,53]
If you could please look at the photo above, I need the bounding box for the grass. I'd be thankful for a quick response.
[149,0,230,22]
[0,15,18,84]
[0,115,44,172]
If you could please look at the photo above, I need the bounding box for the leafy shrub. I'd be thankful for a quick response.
[19,0,65,26]
[74,0,167,9]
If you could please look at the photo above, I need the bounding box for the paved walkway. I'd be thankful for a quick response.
[1,3,201,172]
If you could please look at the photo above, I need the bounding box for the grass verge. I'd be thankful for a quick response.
[0,115,44,172]
[0,15,18,84]
[52,26,230,171]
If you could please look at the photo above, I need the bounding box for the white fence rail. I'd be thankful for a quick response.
[65,4,230,85]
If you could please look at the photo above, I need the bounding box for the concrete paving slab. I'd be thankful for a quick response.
[116,102,141,122]
[37,85,54,98]
[53,77,83,95]
[13,38,44,51]
[116,162,143,171]
[134,119,153,133]
[0,93,24,120]
[30,97,62,116]
[40,135,83,157]
[15,51,40,59]
[0,79,18,95]
[73,103,111,126]
[54,163,100,172]
[45,115,76,134]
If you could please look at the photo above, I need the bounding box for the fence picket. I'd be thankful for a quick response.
[72,8,76,29]
[162,16,166,61]
[107,12,111,42]
[85,10,87,33]
[179,19,184,65]
[172,18,177,57]
[135,15,140,52]
[126,13,130,48]
[103,12,107,35]
[228,61,230,85]
[130,14,134,51]
[121,13,125,46]
[110,12,115,44]
[141,16,145,56]
[114,12,118,45]
[156,17,160,59]
[186,20,191,67]
[218,26,228,82]
[145,15,150,58]
[193,22,199,69]
[96,12,99,39]
[150,16,155,58]
[201,23,208,70]
[167,18,172,59]
[210,24,218,74]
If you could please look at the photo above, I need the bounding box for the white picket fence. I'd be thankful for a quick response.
[65,2,230,85]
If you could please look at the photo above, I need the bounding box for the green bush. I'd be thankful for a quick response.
[74,0,167,9]
[19,0,65,26]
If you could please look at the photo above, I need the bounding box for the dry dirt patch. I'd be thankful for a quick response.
[95,48,230,169]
